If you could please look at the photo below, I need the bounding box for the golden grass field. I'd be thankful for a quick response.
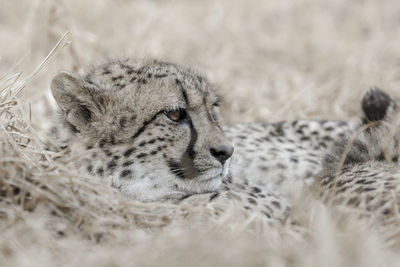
[2,0,400,266]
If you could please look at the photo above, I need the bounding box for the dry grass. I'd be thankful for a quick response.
[2,0,400,266]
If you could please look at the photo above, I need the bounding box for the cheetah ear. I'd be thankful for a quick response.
[51,71,103,132]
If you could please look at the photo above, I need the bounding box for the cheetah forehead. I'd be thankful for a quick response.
[84,58,219,114]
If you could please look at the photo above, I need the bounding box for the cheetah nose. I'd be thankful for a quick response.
[210,145,234,165]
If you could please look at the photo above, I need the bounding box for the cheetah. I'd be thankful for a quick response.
[319,88,400,221]
[48,58,360,222]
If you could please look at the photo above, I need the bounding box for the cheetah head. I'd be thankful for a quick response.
[50,59,234,202]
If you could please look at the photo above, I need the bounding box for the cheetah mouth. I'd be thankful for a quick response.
[198,160,230,179]
[197,166,227,182]
[198,163,230,184]
[168,158,227,180]
[174,169,224,196]
[168,160,228,195]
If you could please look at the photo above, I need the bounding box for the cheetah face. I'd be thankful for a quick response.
[50,59,234,201]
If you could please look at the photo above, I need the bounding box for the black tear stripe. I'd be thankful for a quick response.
[169,79,201,179]
[168,114,199,180]
[180,112,199,178]
[167,111,199,180]
[175,78,198,173]
[185,116,198,160]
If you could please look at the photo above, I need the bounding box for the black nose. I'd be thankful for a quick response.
[210,145,234,164]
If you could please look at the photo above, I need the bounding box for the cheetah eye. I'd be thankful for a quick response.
[164,109,186,122]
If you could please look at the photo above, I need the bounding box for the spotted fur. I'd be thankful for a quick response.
[48,57,363,223]
[318,162,400,220]
[319,88,400,220]
[226,120,355,194]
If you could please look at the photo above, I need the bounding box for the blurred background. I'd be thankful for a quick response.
[3,2,400,265]
[1,0,400,127]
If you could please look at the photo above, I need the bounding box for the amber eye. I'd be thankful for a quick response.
[164,109,185,122]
